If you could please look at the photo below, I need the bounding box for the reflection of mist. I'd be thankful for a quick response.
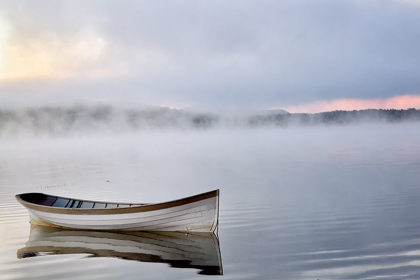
[0,105,420,137]
[2,124,420,279]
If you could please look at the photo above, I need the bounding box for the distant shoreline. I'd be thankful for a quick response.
[250,108,420,127]
[0,106,419,136]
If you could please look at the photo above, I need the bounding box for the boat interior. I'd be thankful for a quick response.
[17,193,143,209]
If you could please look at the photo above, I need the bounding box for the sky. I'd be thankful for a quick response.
[0,0,420,113]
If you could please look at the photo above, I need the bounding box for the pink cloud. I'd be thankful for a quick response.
[281,95,420,113]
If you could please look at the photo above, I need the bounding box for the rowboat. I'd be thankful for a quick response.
[15,189,219,232]
[18,225,223,275]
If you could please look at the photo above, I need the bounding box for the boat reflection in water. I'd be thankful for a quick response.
[18,225,223,275]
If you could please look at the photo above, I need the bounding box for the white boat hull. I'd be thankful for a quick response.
[16,190,219,232]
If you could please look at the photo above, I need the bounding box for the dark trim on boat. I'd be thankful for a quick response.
[15,190,219,215]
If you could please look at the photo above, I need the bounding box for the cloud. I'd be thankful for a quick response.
[397,0,420,6]
[0,0,420,110]
[0,25,107,80]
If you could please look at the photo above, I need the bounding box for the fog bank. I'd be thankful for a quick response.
[0,105,419,137]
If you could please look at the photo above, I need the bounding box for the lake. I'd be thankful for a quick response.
[1,123,420,279]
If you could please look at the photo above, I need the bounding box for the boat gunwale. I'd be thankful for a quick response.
[15,189,219,215]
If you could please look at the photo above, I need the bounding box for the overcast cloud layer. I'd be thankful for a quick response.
[0,0,420,110]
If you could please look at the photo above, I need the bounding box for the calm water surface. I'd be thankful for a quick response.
[1,124,420,279]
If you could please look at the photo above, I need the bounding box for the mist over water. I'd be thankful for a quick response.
[1,123,420,279]
[1,105,420,138]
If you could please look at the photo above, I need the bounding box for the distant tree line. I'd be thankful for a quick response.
[249,108,420,127]
[0,105,218,137]
[0,106,419,137]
